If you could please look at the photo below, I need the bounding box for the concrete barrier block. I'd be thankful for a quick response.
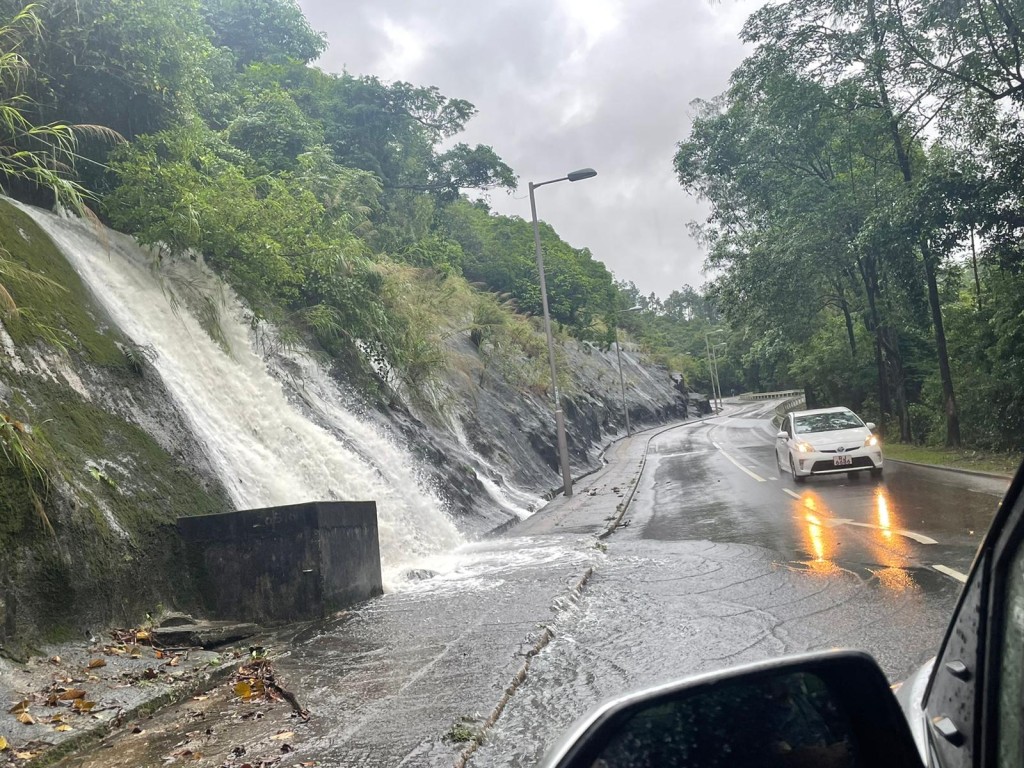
[177,501,383,624]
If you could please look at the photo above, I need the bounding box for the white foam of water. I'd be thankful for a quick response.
[16,203,463,576]
[446,412,543,519]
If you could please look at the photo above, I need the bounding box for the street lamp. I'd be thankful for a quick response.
[704,329,724,413]
[711,342,727,412]
[529,167,597,498]
[614,305,642,436]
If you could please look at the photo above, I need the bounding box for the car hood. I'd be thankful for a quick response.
[801,427,870,451]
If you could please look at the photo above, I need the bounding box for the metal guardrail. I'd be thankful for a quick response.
[738,389,804,402]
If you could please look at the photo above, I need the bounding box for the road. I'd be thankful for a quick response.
[57,400,1009,768]
[471,401,1006,767]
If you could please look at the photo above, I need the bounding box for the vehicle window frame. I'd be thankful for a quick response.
[982,470,1024,768]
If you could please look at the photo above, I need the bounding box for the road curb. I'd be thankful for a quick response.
[599,413,722,539]
[454,566,595,767]
[886,458,1013,481]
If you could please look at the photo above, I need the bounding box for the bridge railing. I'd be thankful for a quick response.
[737,389,804,402]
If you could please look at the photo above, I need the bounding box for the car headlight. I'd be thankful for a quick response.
[864,434,879,447]
[796,441,815,453]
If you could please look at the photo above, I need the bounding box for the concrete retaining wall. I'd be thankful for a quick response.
[177,501,383,624]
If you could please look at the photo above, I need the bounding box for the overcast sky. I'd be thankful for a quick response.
[296,0,760,299]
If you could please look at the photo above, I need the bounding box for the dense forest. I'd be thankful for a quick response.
[0,0,719,408]
[3,0,1023,455]
[676,0,1024,452]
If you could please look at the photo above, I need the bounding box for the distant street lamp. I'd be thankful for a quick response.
[704,329,724,413]
[529,167,597,498]
[614,305,643,436]
[712,342,727,412]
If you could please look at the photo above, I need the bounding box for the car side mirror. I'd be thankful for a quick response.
[865,422,876,430]
[776,431,788,440]
[540,651,923,768]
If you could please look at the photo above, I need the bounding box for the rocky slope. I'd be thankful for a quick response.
[0,199,686,644]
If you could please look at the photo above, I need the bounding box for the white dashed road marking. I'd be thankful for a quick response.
[711,441,766,482]
[933,564,968,583]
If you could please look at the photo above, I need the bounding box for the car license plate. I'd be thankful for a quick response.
[833,455,853,466]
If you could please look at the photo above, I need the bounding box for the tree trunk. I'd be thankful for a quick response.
[921,240,962,446]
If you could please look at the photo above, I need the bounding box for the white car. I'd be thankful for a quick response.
[775,406,882,482]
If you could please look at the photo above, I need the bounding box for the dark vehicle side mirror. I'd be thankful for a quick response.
[540,651,923,768]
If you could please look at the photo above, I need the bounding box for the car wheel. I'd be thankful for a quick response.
[790,456,805,484]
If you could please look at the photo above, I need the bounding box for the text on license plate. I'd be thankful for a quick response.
[833,455,853,466]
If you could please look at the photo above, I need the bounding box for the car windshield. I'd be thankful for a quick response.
[4,1,1023,766]
[794,412,864,434]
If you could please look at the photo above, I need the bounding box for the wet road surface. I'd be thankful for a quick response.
[57,402,1010,768]
[472,402,1007,767]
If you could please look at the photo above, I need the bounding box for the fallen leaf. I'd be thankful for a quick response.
[0,736,7,750]
[7,701,28,715]
[49,656,61,665]
[87,659,106,669]
[58,689,87,701]
[46,695,58,706]
[142,668,158,680]
[154,650,164,659]
[270,731,294,741]
[233,682,252,700]
[54,724,73,732]
[16,712,34,725]
[192,695,209,702]
[15,751,34,759]
[136,630,150,641]
[72,700,96,713]
[167,656,180,667]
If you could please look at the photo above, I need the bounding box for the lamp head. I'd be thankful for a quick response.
[567,168,597,182]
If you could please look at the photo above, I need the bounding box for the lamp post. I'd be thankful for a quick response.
[614,305,642,436]
[711,342,727,412]
[529,167,597,498]
[704,329,724,413]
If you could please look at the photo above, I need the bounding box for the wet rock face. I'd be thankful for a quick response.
[391,333,686,532]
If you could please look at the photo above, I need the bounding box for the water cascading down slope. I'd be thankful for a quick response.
[16,203,464,580]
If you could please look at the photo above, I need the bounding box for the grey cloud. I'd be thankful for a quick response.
[298,0,759,298]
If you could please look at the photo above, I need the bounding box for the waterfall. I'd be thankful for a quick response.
[15,203,464,582]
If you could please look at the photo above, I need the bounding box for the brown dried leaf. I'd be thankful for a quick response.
[15,751,35,759]
[16,712,34,725]
[167,656,180,667]
[233,681,252,700]
[72,700,96,713]
[0,736,7,750]
[54,724,72,732]
[6,701,28,715]
[58,689,86,701]
[87,659,106,669]
[49,656,61,665]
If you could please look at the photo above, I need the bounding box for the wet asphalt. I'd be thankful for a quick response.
[57,402,1010,768]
